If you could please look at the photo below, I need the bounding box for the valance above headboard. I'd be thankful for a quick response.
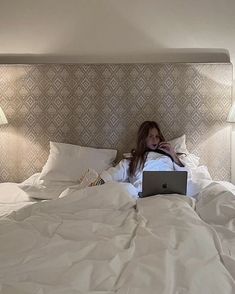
[0,62,232,182]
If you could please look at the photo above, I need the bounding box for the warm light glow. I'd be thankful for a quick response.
[0,107,8,125]
[227,103,235,123]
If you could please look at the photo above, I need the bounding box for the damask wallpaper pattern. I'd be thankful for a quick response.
[0,63,232,182]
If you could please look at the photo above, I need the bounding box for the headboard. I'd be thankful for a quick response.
[0,63,232,182]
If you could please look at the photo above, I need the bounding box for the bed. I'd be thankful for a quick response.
[0,62,235,293]
[1,177,235,293]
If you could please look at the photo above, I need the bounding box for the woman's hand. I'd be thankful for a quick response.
[158,142,175,157]
[158,142,184,166]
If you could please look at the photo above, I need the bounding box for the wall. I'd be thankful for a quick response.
[0,0,234,181]
[0,63,232,182]
[0,0,234,64]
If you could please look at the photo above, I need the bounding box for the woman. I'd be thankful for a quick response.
[129,120,184,175]
[90,121,187,192]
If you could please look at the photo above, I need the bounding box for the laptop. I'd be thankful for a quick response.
[138,171,188,198]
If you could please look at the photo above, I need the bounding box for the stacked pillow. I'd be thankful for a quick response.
[20,142,117,200]
[40,142,117,183]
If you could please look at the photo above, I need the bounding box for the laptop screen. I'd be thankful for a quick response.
[139,171,188,198]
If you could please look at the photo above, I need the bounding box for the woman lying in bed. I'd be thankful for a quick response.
[87,121,188,193]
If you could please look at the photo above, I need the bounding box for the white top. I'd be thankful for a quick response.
[100,152,188,192]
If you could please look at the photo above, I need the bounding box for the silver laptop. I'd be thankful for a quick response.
[139,171,188,198]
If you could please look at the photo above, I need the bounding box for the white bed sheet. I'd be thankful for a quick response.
[196,182,235,281]
[0,173,73,217]
[0,181,235,293]
[0,182,38,217]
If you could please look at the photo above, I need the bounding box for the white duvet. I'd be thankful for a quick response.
[0,182,39,217]
[0,156,213,218]
[0,182,235,293]
[0,174,75,217]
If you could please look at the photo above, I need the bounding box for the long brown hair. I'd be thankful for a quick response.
[129,121,165,177]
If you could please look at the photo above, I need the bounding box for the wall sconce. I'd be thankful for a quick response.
[0,107,8,125]
[227,103,235,123]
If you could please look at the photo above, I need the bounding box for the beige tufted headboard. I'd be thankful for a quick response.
[0,62,232,182]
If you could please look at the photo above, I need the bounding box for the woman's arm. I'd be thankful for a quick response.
[99,159,130,183]
[171,153,184,167]
[158,142,184,167]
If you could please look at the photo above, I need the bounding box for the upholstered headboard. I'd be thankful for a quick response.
[0,63,232,182]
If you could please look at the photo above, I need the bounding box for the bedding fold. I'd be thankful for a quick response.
[0,182,235,293]
[196,182,235,280]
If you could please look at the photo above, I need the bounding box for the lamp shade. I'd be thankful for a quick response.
[0,107,8,125]
[227,104,235,123]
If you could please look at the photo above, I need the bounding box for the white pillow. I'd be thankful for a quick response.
[168,134,189,154]
[39,142,117,183]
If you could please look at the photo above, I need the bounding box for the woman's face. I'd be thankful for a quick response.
[146,128,161,150]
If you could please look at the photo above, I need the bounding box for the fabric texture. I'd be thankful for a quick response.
[1,182,235,293]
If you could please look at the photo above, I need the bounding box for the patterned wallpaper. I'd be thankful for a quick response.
[0,63,232,182]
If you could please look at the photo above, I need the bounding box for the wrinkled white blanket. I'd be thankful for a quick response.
[0,182,235,293]
[196,183,235,281]
[0,182,40,217]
